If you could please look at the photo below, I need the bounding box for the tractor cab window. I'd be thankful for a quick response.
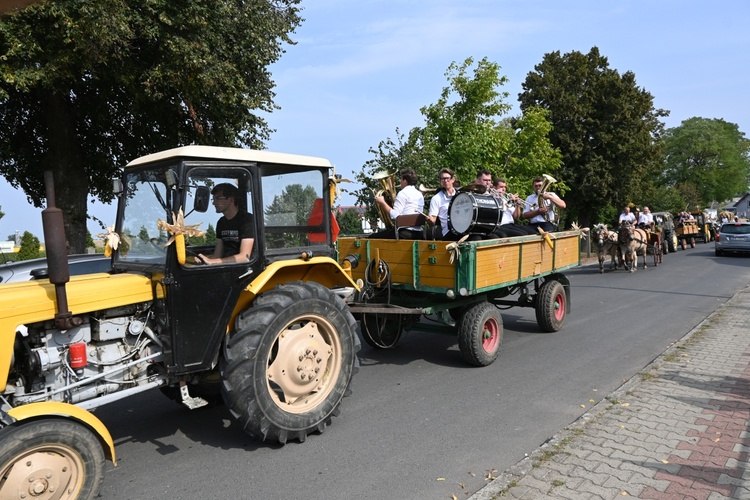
[183,167,256,265]
[261,168,327,253]
[118,167,175,265]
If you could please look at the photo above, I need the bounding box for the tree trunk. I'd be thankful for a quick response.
[44,90,89,254]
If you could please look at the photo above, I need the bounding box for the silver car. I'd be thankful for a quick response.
[0,253,111,284]
[715,222,750,256]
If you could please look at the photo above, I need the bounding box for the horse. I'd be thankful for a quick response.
[618,221,649,272]
[593,223,619,273]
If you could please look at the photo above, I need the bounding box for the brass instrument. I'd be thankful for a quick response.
[373,170,397,228]
[418,183,438,194]
[534,174,558,222]
[457,183,487,195]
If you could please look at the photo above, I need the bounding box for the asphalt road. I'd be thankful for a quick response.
[96,243,749,500]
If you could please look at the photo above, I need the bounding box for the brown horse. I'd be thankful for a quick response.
[618,221,649,272]
[593,223,619,273]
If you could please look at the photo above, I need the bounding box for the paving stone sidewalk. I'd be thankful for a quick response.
[471,284,750,500]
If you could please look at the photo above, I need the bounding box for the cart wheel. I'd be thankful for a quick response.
[680,238,686,250]
[457,302,502,367]
[535,280,567,332]
[653,243,662,266]
[690,237,696,248]
[361,313,403,349]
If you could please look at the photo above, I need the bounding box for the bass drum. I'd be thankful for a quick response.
[448,192,502,235]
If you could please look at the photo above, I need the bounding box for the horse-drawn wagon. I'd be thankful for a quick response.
[337,230,581,366]
[617,221,663,272]
[675,219,699,249]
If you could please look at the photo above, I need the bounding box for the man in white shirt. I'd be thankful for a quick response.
[618,206,636,224]
[492,178,537,237]
[522,176,566,233]
[427,167,457,239]
[638,206,654,229]
[370,168,425,239]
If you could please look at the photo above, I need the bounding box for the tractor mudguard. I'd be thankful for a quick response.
[5,401,116,464]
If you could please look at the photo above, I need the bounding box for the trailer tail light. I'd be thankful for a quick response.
[69,342,87,370]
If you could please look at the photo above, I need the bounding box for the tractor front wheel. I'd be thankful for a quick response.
[220,281,360,444]
[0,419,105,500]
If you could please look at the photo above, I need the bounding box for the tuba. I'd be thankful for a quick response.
[535,174,557,222]
[373,170,397,228]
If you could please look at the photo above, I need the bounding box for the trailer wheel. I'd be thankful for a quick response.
[0,419,104,500]
[535,280,567,333]
[457,302,502,367]
[220,281,360,444]
[361,313,403,349]
[690,237,696,248]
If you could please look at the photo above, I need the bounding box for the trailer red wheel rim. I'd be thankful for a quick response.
[554,291,565,321]
[481,318,500,353]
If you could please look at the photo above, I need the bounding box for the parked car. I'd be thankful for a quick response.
[0,253,111,284]
[715,222,750,256]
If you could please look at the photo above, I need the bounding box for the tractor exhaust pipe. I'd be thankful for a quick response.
[42,170,82,330]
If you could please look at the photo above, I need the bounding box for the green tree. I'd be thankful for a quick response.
[353,57,562,224]
[519,47,668,227]
[0,0,302,253]
[264,184,318,247]
[0,205,4,220]
[17,230,40,260]
[337,208,363,236]
[661,117,750,209]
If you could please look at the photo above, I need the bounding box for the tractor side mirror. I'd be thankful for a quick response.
[194,186,210,213]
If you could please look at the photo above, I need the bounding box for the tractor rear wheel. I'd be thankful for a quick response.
[220,281,360,444]
[457,302,503,367]
[0,419,105,500]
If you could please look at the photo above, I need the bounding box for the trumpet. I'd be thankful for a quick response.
[499,193,531,210]
[418,183,439,194]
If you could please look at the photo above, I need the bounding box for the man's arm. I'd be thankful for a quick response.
[198,238,254,265]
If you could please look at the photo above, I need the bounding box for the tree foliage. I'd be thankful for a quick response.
[518,47,668,227]
[351,57,562,225]
[661,117,750,209]
[337,208,363,236]
[0,0,302,253]
[17,230,39,260]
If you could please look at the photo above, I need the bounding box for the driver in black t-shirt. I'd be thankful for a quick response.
[198,183,254,265]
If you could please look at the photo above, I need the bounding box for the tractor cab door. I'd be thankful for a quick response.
[164,165,260,373]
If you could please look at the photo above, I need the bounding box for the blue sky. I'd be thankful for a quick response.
[2,0,748,241]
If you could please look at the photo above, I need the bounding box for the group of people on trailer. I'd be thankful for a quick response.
[369,167,566,241]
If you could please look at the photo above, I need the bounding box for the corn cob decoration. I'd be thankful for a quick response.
[98,226,121,257]
[157,209,206,265]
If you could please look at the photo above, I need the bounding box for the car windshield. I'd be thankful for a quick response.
[721,224,750,235]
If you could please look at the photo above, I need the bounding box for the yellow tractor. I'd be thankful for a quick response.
[0,146,361,499]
